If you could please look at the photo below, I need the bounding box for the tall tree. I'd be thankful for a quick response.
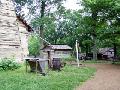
[97,0,120,60]
[81,0,116,60]
[14,0,65,56]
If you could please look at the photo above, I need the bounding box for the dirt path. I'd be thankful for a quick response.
[76,64,120,90]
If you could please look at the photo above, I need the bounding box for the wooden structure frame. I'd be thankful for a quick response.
[24,57,49,75]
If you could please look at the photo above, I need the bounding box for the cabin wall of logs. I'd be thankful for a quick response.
[0,0,29,62]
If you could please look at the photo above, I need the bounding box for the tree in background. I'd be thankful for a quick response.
[14,0,65,56]
[14,0,120,60]
[80,0,118,60]
[28,34,40,57]
[31,0,65,56]
[97,0,120,60]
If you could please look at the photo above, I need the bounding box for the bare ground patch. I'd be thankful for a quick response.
[76,64,120,90]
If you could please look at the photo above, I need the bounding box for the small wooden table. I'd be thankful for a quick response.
[24,57,49,75]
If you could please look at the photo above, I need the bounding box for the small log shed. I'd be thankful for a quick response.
[42,45,72,66]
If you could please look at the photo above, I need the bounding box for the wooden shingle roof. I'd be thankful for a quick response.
[99,48,114,54]
[42,45,72,51]
[49,45,72,50]
[16,15,33,32]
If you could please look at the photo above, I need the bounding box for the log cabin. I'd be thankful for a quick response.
[42,45,72,59]
[0,0,32,62]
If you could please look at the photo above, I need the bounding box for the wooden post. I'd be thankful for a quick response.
[36,60,38,74]
[48,51,52,68]
[26,59,28,72]
[76,40,79,67]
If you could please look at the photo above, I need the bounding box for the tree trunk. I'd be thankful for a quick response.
[39,1,45,57]
[85,45,88,58]
[92,11,98,60]
[93,35,97,60]
[113,43,117,61]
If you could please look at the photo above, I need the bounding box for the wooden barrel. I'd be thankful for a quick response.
[52,58,61,71]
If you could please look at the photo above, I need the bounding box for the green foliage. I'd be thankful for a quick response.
[14,0,28,5]
[62,56,76,64]
[0,58,21,71]
[28,34,40,56]
[16,0,120,59]
[82,60,112,64]
[0,65,95,90]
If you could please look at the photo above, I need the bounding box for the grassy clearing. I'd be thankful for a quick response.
[0,65,95,90]
[112,61,120,64]
[81,60,112,64]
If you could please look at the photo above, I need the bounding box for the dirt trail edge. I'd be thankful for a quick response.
[76,64,120,90]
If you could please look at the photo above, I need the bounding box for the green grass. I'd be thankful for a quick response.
[0,65,95,90]
[82,60,112,64]
[112,61,120,64]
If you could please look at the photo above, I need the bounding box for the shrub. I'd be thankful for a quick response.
[28,34,40,57]
[63,56,76,61]
[62,56,76,65]
[0,58,21,71]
